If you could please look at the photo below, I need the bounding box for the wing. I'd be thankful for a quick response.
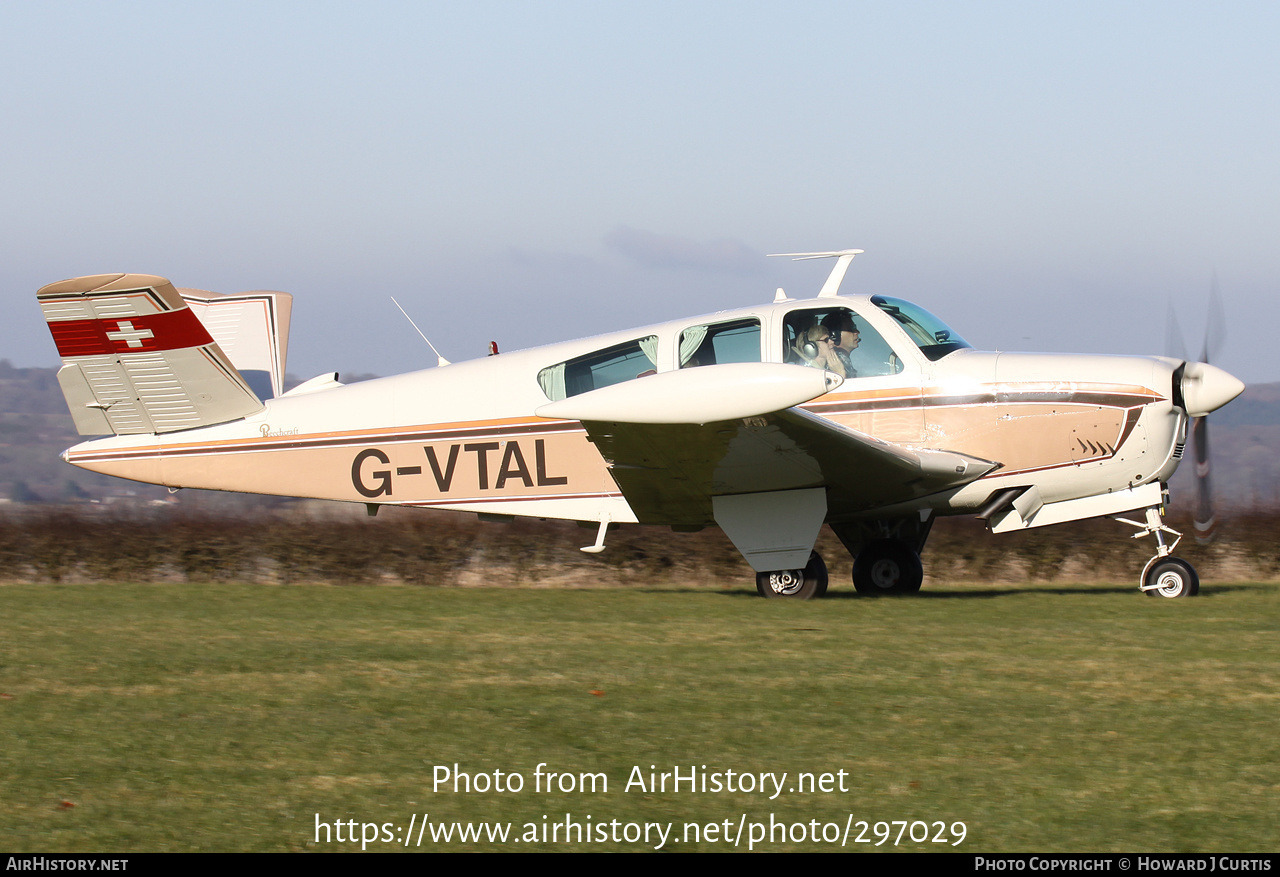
[536,363,999,526]
[582,407,999,525]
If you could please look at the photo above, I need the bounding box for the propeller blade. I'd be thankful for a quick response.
[1191,414,1216,543]
[1165,300,1188,362]
[1191,273,1227,543]
[1201,271,1226,364]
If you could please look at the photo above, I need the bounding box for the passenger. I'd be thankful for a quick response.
[785,317,815,365]
[795,324,847,377]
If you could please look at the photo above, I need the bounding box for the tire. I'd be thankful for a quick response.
[1143,557,1199,598]
[852,539,924,595]
[756,551,828,600]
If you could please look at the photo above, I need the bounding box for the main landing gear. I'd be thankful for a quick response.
[1115,505,1200,598]
[756,551,828,600]
[754,539,927,599]
[851,539,924,596]
[754,517,931,599]
[833,517,929,597]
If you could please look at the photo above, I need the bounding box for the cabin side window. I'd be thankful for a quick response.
[538,336,659,401]
[678,318,761,368]
[783,307,904,378]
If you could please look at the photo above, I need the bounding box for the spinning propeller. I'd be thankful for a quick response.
[1166,276,1236,543]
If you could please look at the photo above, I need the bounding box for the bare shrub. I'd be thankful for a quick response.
[1,503,1276,587]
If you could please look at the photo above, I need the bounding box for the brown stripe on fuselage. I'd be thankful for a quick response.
[70,420,615,506]
[67,381,1164,466]
[64,380,1166,497]
[403,489,625,508]
[805,382,1162,417]
[65,416,583,464]
[802,382,1162,479]
[1115,407,1145,450]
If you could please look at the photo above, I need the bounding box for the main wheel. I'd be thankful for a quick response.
[852,539,923,595]
[1143,557,1199,598]
[756,551,828,600]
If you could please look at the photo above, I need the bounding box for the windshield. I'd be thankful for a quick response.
[871,296,972,361]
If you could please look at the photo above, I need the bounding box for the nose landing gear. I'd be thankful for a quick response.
[1115,505,1200,598]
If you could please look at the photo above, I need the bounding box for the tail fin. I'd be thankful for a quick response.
[37,273,265,436]
[177,288,293,400]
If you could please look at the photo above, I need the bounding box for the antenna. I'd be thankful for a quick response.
[390,297,451,367]
[768,249,864,298]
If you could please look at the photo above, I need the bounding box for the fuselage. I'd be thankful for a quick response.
[64,292,1192,526]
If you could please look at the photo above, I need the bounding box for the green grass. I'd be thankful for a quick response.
[1,581,1277,852]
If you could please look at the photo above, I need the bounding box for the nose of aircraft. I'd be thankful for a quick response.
[1180,362,1245,417]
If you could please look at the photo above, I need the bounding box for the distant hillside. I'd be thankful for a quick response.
[1,359,1275,511]
[1167,382,1280,509]
[0,361,357,510]
[0,361,165,505]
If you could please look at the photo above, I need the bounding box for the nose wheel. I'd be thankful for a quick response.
[1142,556,1200,598]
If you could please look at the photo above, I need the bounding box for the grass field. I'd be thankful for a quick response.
[2,580,1277,852]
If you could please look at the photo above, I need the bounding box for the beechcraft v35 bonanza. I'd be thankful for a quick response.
[38,250,1244,599]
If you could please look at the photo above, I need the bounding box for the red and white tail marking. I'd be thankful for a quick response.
[38,273,264,436]
[46,306,215,357]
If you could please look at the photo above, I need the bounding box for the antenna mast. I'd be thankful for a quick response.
[391,297,451,367]
[768,249,864,298]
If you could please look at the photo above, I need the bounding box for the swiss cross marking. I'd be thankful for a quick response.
[106,320,155,348]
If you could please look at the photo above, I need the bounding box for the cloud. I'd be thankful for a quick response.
[604,226,765,274]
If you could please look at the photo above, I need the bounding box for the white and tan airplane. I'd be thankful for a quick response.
[36,250,1244,599]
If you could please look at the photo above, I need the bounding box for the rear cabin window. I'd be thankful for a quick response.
[538,336,658,401]
[678,319,761,368]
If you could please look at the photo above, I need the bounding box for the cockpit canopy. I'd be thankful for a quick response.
[871,296,971,361]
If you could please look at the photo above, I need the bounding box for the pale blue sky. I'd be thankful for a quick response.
[4,1,1277,381]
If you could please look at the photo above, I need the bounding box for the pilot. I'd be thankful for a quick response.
[796,325,847,377]
[822,314,860,377]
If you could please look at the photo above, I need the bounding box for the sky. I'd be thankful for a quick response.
[3,1,1278,383]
